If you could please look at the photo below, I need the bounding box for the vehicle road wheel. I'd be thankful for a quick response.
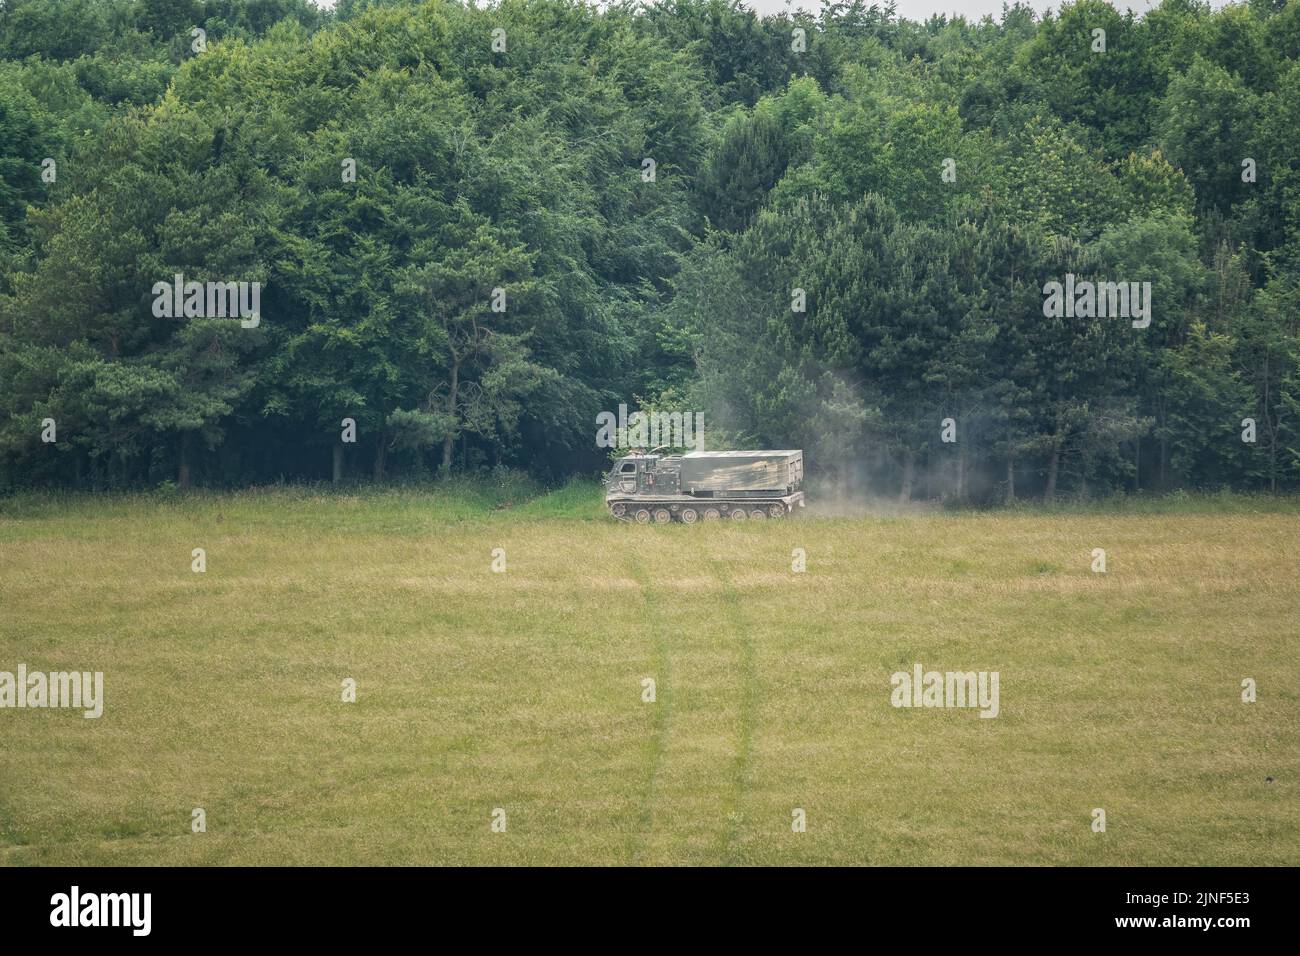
[634,509,652,524]
[680,508,698,525]
[768,504,785,518]
[729,508,747,521]
[750,508,766,520]
[611,503,626,518]
[703,508,721,521]
[653,508,672,525]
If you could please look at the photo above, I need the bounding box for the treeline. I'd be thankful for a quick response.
[1,0,1298,501]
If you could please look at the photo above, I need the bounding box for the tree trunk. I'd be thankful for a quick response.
[1005,453,1016,502]
[1265,355,1277,494]
[441,359,460,478]
[1044,442,1060,505]
[1270,432,1277,495]
[178,434,192,490]
[956,443,967,503]
[373,433,387,482]
[332,444,344,485]
[898,448,915,503]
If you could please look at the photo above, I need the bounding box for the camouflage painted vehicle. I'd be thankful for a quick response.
[605,448,805,523]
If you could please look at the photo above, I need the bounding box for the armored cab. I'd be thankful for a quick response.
[605,449,805,523]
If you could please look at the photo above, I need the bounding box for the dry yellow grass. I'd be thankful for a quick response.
[0,486,1297,865]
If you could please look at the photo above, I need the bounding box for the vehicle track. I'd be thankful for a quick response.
[623,556,673,865]
[710,558,757,866]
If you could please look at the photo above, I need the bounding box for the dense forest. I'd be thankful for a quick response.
[1,0,1298,501]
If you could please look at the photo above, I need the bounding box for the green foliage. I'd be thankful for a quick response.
[1158,56,1260,217]
[697,109,790,232]
[1,0,1299,501]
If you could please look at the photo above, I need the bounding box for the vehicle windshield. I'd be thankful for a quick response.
[608,459,636,486]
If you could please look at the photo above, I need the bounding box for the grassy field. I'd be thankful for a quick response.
[1,483,1297,866]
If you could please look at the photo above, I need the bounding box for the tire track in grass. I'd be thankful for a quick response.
[0,799,30,857]
[624,555,673,865]
[711,557,757,866]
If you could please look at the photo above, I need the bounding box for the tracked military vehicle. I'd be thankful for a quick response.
[605,448,805,523]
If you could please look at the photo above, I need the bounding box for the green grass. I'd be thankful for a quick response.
[1,484,1297,865]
